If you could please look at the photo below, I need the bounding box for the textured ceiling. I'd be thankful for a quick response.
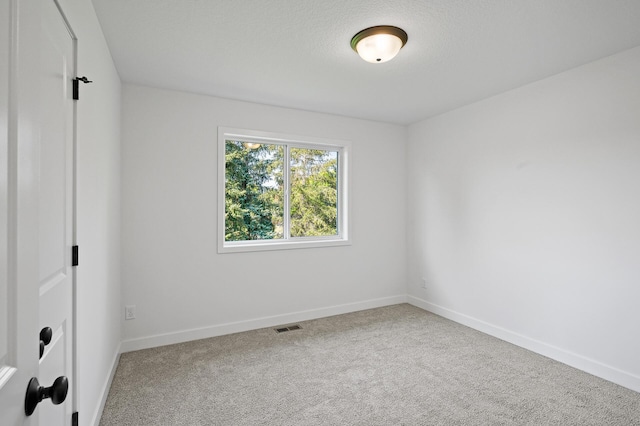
[92,0,640,125]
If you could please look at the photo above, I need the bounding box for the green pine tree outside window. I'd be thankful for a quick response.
[224,140,338,242]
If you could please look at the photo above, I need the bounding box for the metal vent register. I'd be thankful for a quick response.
[275,325,302,333]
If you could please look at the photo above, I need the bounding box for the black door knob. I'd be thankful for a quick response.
[24,376,68,416]
[39,327,53,359]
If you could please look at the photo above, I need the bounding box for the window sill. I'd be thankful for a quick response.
[218,238,351,254]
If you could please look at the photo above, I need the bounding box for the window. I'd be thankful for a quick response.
[218,127,350,253]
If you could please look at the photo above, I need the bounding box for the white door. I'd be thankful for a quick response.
[0,0,76,424]
[0,0,35,423]
[37,0,76,424]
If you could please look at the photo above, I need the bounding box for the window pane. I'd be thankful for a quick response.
[290,148,338,237]
[225,141,284,241]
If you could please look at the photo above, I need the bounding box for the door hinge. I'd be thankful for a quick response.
[72,412,78,426]
[73,76,93,100]
[72,245,79,267]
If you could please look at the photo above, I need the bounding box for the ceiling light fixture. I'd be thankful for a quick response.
[351,25,408,63]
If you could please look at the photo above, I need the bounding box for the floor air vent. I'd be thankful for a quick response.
[275,325,302,333]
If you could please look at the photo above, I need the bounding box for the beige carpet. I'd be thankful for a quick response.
[100,304,640,425]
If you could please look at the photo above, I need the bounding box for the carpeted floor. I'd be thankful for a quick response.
[99,304,640,425]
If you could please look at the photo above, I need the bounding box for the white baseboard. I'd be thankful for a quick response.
[90,342,121,426]
[407,295,640,393]
[120,295,407,353]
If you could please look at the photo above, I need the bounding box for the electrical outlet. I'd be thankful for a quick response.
[125,305,136,320]
[421,278,427,289]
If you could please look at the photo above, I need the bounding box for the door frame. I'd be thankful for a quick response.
[43,0,80,419]
[61,0,80,415]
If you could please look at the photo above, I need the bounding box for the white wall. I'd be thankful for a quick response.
[120,85,407,350]
[59,0,122,424]
[407,46,640,392]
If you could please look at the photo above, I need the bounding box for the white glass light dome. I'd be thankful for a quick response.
[351,26,408,63]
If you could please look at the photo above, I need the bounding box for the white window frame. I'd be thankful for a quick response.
[218,127,351,253]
